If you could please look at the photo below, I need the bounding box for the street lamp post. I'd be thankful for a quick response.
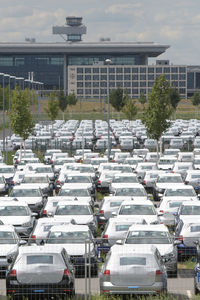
[0,73,5,152]
[105,59,111,161]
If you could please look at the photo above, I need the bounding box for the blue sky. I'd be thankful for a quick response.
[0,0,199,64]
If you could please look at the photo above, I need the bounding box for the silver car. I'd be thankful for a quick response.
[99,244,167,295]
[6,245,75,299]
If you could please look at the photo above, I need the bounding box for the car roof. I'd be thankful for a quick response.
[181,201,200,206]
[111,244,157,254]
[50,224,89,232]
[57,201,89,206]
[120,200,153,205]
[18,245,64,255]
[128,224,168,232]
[12,184,42,189]
[0,224,15,231]
[0,200,28,206]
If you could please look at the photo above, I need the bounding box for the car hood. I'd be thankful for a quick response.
[163,196,198,202]
[0,216,31,225]
[53,215,94,224]
[156,183,183,189]
[13,197,42,205]
[0,244,18,256]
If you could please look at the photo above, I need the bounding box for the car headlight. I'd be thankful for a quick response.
[22,221,32,227]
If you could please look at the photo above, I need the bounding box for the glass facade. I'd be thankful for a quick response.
[0,54,64,89]
[68,54,146,66]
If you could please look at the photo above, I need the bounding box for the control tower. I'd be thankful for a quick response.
[52,16,87,42]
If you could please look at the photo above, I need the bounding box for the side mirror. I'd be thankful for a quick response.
[7,257,13,264]
[48,212,53,217]
[111,212,117,217]
[31,213,38,217]
[116,240,123,245]
[19,240,27,246]
[174,240,181,246]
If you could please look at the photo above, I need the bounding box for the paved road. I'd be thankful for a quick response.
[0,271,195,299]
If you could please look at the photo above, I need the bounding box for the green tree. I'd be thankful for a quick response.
[109,87,126,119]
[122,97,138,120]
[44,91,59,129]
[58,90,68,120]
[191,92,200,118]
[168,87,181,119]
[142,75,172,153]
[138,92,147,109]
[9,88,34,155]
[67,92,78,106]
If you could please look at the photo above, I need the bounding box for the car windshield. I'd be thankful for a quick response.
[168,201,183,208]
[125,231,171,244]
[47,231,91,244]
[181,206,200,215]
[27,255,53,264]
[0,206,29,216]
[119,205,155,215]
[165,188,196,197]
[58,189,89,197]
[112,166,132,173]
[66,176,91,183]
[112,176,137,183]
[0,177,3,183]
[35,167,52,173]
[190,225,200,232]
[115,188,146,197]
[158,160,175,165]
[55,205,91,215]
[10,189,41,197]
[157,176,182,183]
[0,231,16,244]
[23,177,48,183]
[120,257,146,266]
[0,168,13,173]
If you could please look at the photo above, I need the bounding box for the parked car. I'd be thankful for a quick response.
[6,245,75,299]
[99,244,167,295]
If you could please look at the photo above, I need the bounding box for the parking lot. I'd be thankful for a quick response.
[1,118,200,299]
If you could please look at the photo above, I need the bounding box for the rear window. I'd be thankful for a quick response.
[120,257,146,266]
[110,201,123,208]
[116,224,131,232]
[190,225,200,232]
[27,255,53,264]
[169,201,182,208]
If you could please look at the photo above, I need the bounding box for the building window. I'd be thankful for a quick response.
[101,68,107,73]
[132,67,138,73]
[116,75,123,80]
[164,67,170,73]
[77,82,83,87]
[179,81,186,87]
[50,57,64,65]
[110,81,115,87]
[172,74,178,80]
[124,82,131,87]
[85,89,91,95]
[179,67,186,73]
[179,74,186,80]
[116,82,123,87]
[148,67,154,73]
[101,75,107,80]
[93,89,99,95]
[93,82,99,87]
[132,81,138,87]
[109,68,115,73]
[93,75,99,80]
[156,67,162,73]
[124,75,131,80]
[132,89,138,94]
[116,68,123,73]
[124,68,131,73]
[171,67,178,73]
[85,82,91,87]
[77,89,83,94]
[148,81,154,87]
[187,73,194,89]
[165,74,170,80]
[179,88,186,94]
[77,75,83,80]
[140,67,146,73]
[15,57,25,66]
[85,68,91,73]
[140,74,146,80]
[140,81,146,87]
[85,75,91,80]
[132,74,138,80]
[148,74,154,80]
[109,75,115,80]
[101,82,107,87]
[77,68,83,73]
[93,68,99,73]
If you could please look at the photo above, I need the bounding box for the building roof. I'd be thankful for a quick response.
[0,42,169,57]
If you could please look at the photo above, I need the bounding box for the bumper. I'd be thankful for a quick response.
[100,282,166,295]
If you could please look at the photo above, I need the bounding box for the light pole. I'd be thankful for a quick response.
[105,59,111,161]
[9,76,16,137]
[0,73,5,152]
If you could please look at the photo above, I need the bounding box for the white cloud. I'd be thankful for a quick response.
[105,3,143,16]
[159,26,183,40]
